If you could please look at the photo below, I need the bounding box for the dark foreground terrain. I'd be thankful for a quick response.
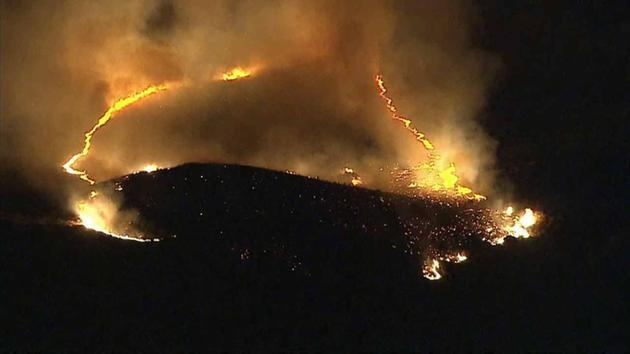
[1,161,626,351]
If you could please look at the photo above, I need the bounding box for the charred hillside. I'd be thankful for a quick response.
[99,163,486,280]
[1,161,624,351]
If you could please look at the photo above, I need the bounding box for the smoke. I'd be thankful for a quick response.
[70,189,145,240]
[0,0,501,206]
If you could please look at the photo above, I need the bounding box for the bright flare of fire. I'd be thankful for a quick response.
[442,252,468,263]
[485,207,540,246]
[505,207,538,239]
[218,66,253,81]
[375,75,484,201]
[62,84,169,184]
[423,259,442,280]
[74,194,156,242]
[140,163,159,173]
[422,206,541,279]
[422,253,467,280]
[76,199,115,235]
[376,75,542,279]
[343,167,363,186]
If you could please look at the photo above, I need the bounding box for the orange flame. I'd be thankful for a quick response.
[375,74,484,201]
[217,66,254,81]
[376,75,435,150]
[502,207,538,240]
[139,163,159,173]
[423,259,442,280]
[73,193,159,242]
[343,167,363,186]
[62,84,169,184]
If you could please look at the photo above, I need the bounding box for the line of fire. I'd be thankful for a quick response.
[61,67,540,280]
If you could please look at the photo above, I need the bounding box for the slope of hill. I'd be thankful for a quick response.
[1,163,625,351]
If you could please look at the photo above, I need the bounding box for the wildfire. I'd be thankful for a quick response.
[375,75,435,151]
[140,163,159,173]
[63,64,262,242]
[420,253,468,280]
[496,207,539,243]
[423,259,442,280]
[73,194,157,242]
[56,64,542,280]
[376,74,543,280]
[417,204,541,280]
[62,64,258,242]
[375,75,484,201]
[343,167,363,186]
[62,84,169,184]
[442,252,468,263]
[218,66,254,81]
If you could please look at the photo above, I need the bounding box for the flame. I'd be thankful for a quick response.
[376,75,435,150]
[505,207,538,238]
[217,66,254,81]
[485,207,540,245]
[422,253,467,279]
[442,252,468,263]
[56,68,542,276]
[343,167,363,186]
[423,259,442,280]
[377,74,543,279]
[76,199,114,235]
[140,163,159,173]
[74,194,157,242]
[375,75,484,201]
[421,205,542,279]
[62,84,169,184]
[454,253,468,263]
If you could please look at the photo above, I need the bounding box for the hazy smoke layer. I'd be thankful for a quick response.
[0,0,499,202]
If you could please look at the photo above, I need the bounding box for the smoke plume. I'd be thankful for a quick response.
[0,0,500,205]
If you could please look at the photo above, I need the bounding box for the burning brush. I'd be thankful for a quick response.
[374,74,541,279]
[60,69,542,281]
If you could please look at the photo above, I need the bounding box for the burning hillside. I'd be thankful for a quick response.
[72,163,539,279]
[60,70,540,280]
[3,1,626,351]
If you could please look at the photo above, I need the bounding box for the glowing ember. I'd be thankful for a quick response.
[343,167,363,186]
[454,253,468,263]
[375,75,484,201]
[57,68,542,280]
[442,252,468,263]
[483,207,540,246]
[140,164,159,173]
[375,74,542,279]
[62,84,169,184]
[218,66,253,81]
